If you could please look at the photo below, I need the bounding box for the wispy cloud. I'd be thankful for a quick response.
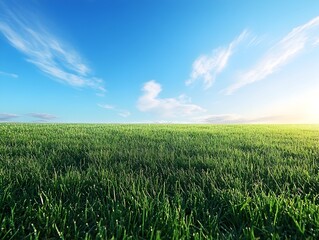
[225,16,319,95]
[138,80,205,117]
[117,110,131,118]
[0,70,18,78]
[28,113,57,120]
[98,104,114,110]
[0,2,105,92]
[98,104,131,118]
[195,113,302,124]
[186,30,248,89]
[194,114,244,124]
[0,113,19,121]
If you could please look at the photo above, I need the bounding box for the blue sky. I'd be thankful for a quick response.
[1,0,319,123]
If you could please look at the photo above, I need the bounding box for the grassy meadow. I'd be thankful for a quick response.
[0,124,319,239]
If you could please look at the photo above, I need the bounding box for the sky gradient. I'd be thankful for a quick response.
[1,0,319,123]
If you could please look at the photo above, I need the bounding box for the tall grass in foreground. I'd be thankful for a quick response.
[0,124,319,239]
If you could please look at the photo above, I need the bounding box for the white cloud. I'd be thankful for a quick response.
[98,104,131,118]
[194,113,302,124]
[0,113,19,121]
[0,70,18,78]
[225,16,319,95]
[0,3,105,92]
[28,113,57,120]
[186,30,248,89]
[137,80,205,117]
[247,35,263,47]
[118,110,131,118]
[98,104,114,110]
[194,114,244,124]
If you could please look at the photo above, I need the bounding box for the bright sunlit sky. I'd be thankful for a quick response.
[1,0,319,123]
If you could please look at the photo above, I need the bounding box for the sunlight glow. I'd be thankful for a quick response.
[305,91,319,123]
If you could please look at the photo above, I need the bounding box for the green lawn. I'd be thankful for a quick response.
[0,124,319,239]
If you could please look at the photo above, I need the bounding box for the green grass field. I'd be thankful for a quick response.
[1,124,319,239]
